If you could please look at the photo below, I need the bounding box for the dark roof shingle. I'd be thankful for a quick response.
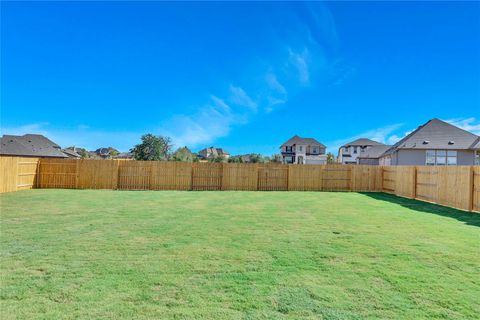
[281,135,326,148]
[341,138,383,147]
[357,145,392,159]
[0,134,67,158]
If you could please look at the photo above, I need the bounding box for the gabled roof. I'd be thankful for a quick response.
[62,148,82,158]
[357,145,392,159]
[341,138,383,148]
[471,137,480,150]
[383,118,480,155]
[198,147,230,158]
[0,134,67,158]
[281,135,326,148]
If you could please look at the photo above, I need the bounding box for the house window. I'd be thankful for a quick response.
[447,151,457,165]
[312,147,317,154]
[426,150,457,165]
[344,147,349,153]
[354,147,358,154]
[284,156,295,164]
[426,150,436,165]
[299,146,303,152]
[436,150,446,165]
[286,146,293,152]
[476,150,480,165]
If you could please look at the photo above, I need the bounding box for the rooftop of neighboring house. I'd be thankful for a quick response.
[113,152,134,159]
[0,134,68,158]
[357,145,392,159]
[341,138,384,148]
[62,147,82,158]
[383,118,480,155]
[472,137,480,150]
[198,147,230,158]
[280,135,326,148]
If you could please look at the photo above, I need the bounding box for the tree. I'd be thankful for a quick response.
[95,147,120,157]
[209,155,226,163]
[270,154,282,163]
[172,146,196,162]
[249,154,267,163]
[130,134,172,161]
[327,152,336,164]
[228,156,241,163]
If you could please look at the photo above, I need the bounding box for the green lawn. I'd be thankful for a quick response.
[1,190,479,319]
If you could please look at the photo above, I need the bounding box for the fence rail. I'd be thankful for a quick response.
[0,156,478,212]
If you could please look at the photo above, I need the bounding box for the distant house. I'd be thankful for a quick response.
[197,147,230,160]
[338,138,385,164]
[0,134,68,158]
[379,118,480,166]
[62,147,82,159]
[280,135,327,164]
[229,154,264,163]
[113,152,134,160]
[96,148,111,159]
[356,145,391,165]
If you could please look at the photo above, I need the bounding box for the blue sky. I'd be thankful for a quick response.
[1,1,479,154]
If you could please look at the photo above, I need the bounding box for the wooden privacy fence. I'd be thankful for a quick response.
[0,157,40,193]
[382,165,479,212]
[0,156,478,212]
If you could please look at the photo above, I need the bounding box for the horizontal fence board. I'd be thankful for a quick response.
[192,162,222,191]
[258,164,288,191]
[1,156,478,212]
[0,156,40,192]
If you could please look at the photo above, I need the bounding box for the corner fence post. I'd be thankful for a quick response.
[468,166,474,212]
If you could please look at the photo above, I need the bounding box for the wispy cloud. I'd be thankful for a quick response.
[444,117,480,135]
[159,95,236,148]
[228,85,257,111]
[325,123,403,153]
[288,48,310,85]
[264,72,288,113]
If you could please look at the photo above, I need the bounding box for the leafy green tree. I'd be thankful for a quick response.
[172,146,196,162]
[228,156,241,163]
[249,154,266,163]
[130,134,172,161]
[269,154,282,163]
[209,155,226,163]
[327,152,336,164]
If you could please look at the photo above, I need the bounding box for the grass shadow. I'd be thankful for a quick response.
[360,192,480,228]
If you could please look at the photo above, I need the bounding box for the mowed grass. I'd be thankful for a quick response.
[1,190,479,319]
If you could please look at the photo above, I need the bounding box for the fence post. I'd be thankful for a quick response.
[380,166,384,192]
[75,160,79,189]
[115,160,120,190]
[190,163,195,191]
[412,166,417,199]
[221,163,227,191]
[468,166,474,212]
[35,158,40,189]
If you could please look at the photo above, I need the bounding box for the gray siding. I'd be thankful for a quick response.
[358,158,379,165]
[393,149,475,165]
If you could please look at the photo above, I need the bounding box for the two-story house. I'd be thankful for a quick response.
[280,135,327,164]
[197,147,230,160]
[337,138,385,164]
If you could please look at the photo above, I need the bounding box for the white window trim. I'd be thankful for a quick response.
[426,150,458,166]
